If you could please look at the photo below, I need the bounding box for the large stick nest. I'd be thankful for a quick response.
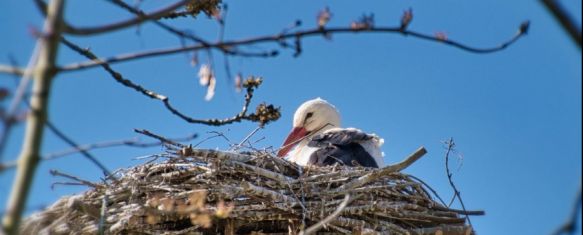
[21,148,480,235]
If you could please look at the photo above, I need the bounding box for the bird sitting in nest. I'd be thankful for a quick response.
[277,98,384,168]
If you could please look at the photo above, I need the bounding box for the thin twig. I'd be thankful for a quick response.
[134,129,185,148]
[58,23,529,72]
[49,169,99,188]
[0,133,197,172]
[407,174,447,206]
[231,126,262,151]
[45,121,111,176]
[0,42,40,159]
[193,131,234,148]
[50,182,90,188]
[300,194,351,235]
[2,65,112,176]
[444,138,472,227]
[48,133,197,159]
[217,3,228,42]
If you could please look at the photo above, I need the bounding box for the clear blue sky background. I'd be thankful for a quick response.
[1,1,581,234]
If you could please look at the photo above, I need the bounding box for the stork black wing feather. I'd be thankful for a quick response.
[307,129,379,168]
[308,129,373,147]
[309,143,378,168]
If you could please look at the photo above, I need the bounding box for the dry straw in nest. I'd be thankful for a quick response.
[21,147,483,235]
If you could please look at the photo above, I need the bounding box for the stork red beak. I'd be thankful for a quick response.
[277,127,308,157]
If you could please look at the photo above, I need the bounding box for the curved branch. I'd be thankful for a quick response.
[59,23,529,72]
[105,0,209,45]
[60,37,279,126]
[34,0,190,36]
[104,0,266,59]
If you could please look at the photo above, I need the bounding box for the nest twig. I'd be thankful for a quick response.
[21,147,483,235]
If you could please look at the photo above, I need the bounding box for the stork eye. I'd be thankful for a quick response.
[305,112,314,120]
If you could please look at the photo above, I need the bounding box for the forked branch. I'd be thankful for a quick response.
[60,38,280,127]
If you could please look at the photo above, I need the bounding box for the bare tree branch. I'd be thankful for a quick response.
[49,169,99,188]
[407,174,448,206]
[44,121,112,176]
[54,133,196,157]
[0,42,43,159]
[59,37,279,126]
[105,0,209,45]
[231,126,262,151]
[1,84,112,175]
[193,131,234,148]
[541,0,582,49]
[133,128,188,148]
[34,0,191,36]
[1,0,64,233]
[58,22,529,72]
[1,13,529,76]
[0,133,197,172]
[104,0,278,60]
[443,138,473,228]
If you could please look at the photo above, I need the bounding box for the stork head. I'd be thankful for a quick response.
[277,98,340,157]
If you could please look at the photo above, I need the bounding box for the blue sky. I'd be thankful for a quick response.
[1,1,581,234]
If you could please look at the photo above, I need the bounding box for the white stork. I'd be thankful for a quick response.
[277,98,384,167]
